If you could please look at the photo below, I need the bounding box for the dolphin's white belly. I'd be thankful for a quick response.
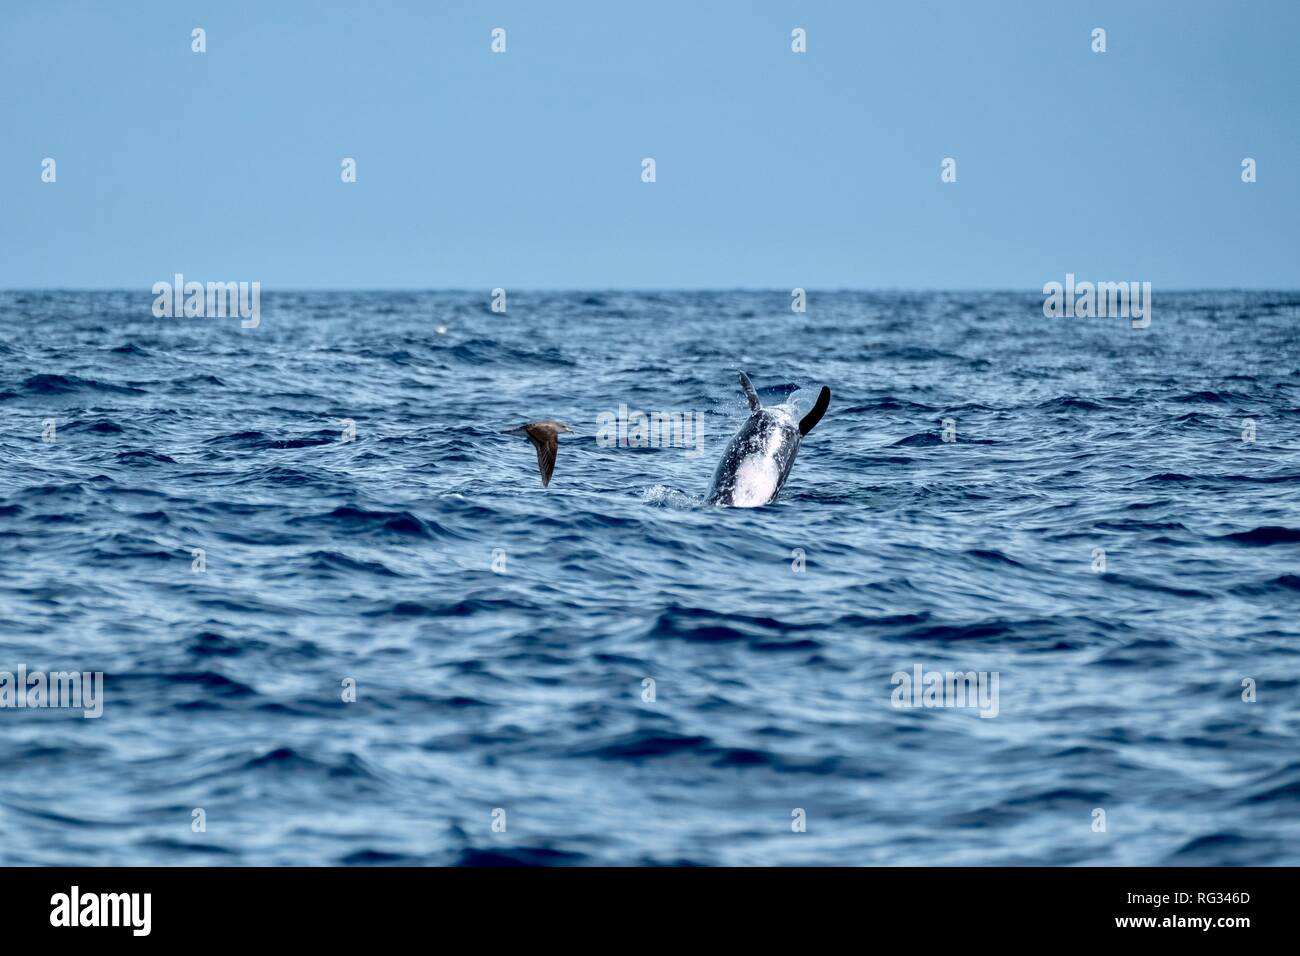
[706,374,829,508]
[728,454,781,508]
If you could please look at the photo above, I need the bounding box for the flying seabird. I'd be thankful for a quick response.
[506,420,572,487]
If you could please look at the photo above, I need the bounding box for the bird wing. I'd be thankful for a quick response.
[531,433,558,487]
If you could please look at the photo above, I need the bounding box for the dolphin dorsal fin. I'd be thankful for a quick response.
[738,371,761,413]
[798,386,830,436]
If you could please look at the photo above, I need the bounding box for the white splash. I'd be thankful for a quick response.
[641,484,701,509]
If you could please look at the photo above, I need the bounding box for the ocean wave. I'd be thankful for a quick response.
[3,289,1298,866]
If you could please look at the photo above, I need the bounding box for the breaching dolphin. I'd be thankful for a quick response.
[705,372,830,507]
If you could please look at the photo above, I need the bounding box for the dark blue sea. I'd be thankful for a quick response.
[1,289,1297,866]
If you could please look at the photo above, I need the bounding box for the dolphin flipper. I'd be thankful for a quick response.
[798,386,830,436]
[738,371,761,414]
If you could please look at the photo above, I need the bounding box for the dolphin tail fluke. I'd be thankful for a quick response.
[738,371,761,413]
[799,386,830,436]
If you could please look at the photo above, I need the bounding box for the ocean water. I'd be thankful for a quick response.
[0,289,1297,866]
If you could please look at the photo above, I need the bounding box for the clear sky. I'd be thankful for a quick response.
[2,0,1296,289]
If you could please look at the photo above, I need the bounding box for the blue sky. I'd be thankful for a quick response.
[2,0,1296,289]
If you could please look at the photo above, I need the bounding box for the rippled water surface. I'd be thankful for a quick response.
[0,290,1297,865]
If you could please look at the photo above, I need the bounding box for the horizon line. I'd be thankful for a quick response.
[4,286,1299,295]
